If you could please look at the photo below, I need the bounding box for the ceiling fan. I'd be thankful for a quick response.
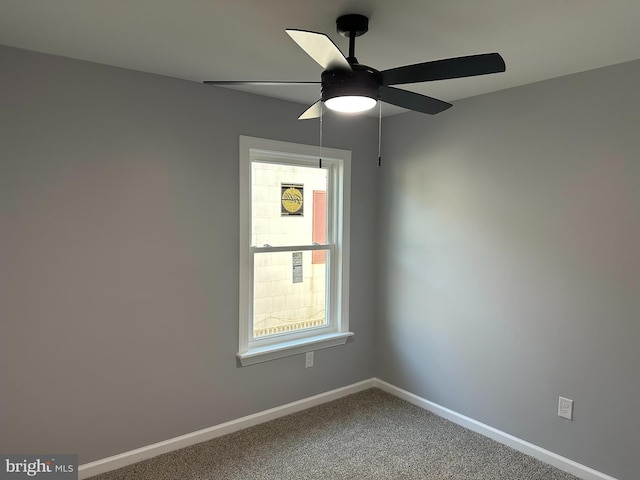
[204,14,505,119]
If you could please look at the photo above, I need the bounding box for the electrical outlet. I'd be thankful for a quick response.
[558,396,573,420]
[305,351,314,368]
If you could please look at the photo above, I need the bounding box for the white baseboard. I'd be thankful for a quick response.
[80,377,617,480]
[78,379,375,479]
[372,378,618,480]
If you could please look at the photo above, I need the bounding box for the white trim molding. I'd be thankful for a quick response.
[372,379,619,480]
[78,379,375,479]
[237,332,354,366]
[79,378,618,480]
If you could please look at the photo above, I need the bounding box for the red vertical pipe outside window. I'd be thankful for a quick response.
[312,191,326,264]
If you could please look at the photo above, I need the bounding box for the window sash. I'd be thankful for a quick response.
[249,246,334,348]
[251,243,332,253]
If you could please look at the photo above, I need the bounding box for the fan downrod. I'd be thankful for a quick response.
[336,14,369,63]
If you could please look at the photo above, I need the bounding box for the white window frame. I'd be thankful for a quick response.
[238,136,353,366]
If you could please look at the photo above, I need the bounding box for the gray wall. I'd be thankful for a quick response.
[377,60,640,480]
[0,45,378,463]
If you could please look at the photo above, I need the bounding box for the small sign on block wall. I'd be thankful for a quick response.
[292,252,303,284]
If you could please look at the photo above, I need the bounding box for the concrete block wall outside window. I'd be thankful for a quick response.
[251,163,328,336]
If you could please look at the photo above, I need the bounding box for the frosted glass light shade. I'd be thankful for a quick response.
[324,96,377,113]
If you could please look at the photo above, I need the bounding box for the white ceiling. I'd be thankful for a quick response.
[2,0,640,116]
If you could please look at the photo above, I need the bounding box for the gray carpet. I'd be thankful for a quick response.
[89,388,579,479]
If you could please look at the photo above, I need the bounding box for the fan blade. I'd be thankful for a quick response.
[298,100,323,120]
[285,29,352,71]
[379,86,452,115]
[203,80,319,86]
[382,53,505,85]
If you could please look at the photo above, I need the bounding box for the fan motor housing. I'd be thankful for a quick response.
[321,65,382,102]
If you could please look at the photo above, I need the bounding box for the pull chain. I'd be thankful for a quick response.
[377,101,382,167]
[319,103,323,169]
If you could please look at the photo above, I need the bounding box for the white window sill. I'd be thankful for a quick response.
[237,332,354,366]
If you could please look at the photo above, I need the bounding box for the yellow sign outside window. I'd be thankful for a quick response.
[281,183,304,216]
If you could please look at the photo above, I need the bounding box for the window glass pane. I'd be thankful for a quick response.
[253,250,328,339]
[252,162,327,247]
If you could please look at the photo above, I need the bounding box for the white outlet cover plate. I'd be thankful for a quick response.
[558,396,573,420]
[305,351,314,368]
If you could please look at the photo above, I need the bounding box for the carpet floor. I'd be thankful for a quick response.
[89,388,580,479]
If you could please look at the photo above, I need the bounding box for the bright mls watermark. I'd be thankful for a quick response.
[1,455,77,480]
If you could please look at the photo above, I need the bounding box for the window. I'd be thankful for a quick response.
[238,136,352,365]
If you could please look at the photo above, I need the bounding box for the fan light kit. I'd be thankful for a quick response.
[324,95,377,113]
[204,14,506,119]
